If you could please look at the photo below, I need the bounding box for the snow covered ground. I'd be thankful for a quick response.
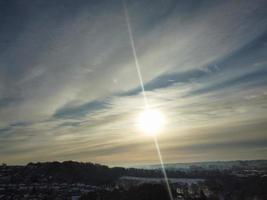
[119,176,204,185]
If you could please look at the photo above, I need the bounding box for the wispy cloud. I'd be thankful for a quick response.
[0,0,267,165]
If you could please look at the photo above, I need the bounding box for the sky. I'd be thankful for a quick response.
[0,0,267,166]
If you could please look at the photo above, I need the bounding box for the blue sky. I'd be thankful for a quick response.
[0,0,267,166]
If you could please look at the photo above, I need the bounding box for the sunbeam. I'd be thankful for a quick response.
[122,0,148,108]
[123,1,174,200]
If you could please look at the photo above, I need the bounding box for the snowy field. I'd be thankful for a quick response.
[119,176,204,185]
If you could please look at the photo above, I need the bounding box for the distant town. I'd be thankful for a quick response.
[0,160,266,200]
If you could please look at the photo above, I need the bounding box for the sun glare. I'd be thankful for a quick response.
[137,109,165,135]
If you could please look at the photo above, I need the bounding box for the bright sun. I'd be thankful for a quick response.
[137,109,165,136]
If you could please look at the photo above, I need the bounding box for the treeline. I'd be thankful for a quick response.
[1,161,234,185]
[3,161,123,185]
[1,161,265,186]
[2,161,165,185]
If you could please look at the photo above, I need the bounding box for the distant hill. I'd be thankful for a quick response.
[138,160,267,171]
[1,160,266,186]
[0,161,164,185]
[1,161,126,185]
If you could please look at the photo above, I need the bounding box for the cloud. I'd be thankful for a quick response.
[54,100,108,119]
[0,0,267,165]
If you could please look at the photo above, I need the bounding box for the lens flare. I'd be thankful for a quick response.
[123,1,174,199]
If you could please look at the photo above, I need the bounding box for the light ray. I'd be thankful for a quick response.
[122,0,148,108]
[122,1,174,200]
[153,136,174,200]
